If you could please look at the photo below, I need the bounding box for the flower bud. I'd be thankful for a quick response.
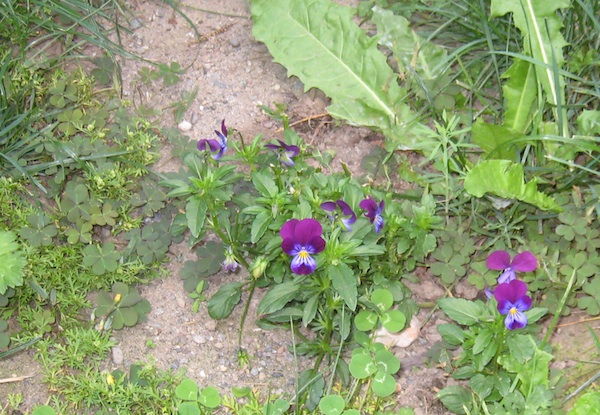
[250,256,268,279]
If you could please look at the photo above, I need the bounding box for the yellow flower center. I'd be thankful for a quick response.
[298,250,309,260]
[509,307,518,315]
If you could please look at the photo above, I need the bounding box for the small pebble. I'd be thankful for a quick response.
[192,335,206,345]
[229,38,241,48]
[129,17,143,30]
[111,347,124,365]
[205,320,217,332]
[178,120,192,132]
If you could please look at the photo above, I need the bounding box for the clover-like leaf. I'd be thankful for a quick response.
[83,243,121,275]
[19,213,58,247]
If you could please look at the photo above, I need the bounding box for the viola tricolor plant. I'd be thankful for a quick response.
[321,199,356,231]
[197,119,228,160]
[265,139,300,166]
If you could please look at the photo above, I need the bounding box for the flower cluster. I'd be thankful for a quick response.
[280,197,384,275]
[196,122,387,277]
[486,250,537,330]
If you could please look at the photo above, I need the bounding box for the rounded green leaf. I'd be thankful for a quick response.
[318,394,345,415]
[381,309,406,333]
[177,402,200,415]
[349,349,376,379]
[371,289,393,312]
[354,310,377,331]
[176,378,199,400]
[199,386,221,408]
[371,371,396,397]
[374,349,400,375]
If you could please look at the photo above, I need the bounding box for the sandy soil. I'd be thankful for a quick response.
[1,1,594,414]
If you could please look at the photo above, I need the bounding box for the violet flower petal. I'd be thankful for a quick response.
[486,250,511,270]
[505,310,528,330]
[511,251,537,272]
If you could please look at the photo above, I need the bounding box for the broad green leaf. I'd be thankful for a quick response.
[251,0,423,149]
[472,328,494,355]
[568,391,600,415]
[471,120,521,160]
[186,196,207,238]
[464,160,562,212]
[499,336,552,396]
[437,385,472,415]
[438,298,483,326]
[251,171,278,198]
[328,263,357,311]
[437,323,465,346]
[257,281,300,315]
[251,211,271,243]
[371,6,447,80]
[0,231,26,295]
[502,59,537,134]
[491,0,569,135]
[207,282,243,319]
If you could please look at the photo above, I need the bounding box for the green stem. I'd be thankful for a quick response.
[540,267,577,350]
[237,278,256,348]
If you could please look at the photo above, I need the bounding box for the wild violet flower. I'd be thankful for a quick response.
[265,140,300,166]
[197,119,228,160]
[493,279,532,330]
[321,200,357,231]
[359,196,384,233]
[280,218,326,275]
[486,250,537,284]
[222,246,239,272]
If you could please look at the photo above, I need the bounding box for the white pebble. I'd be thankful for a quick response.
[178,120,192,132]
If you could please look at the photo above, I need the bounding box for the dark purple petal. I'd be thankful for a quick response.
[494,280,527,304]
[505,310,528,330]
[198,139,221,153]
[294,219,323,246]
[336,200,354,216]
[308,235,326,253]
[265,143,279,151]
[509,279,529,298]
[321,202,337,212]
[280,219,299,241]
[360,197,378,216]
[283,143,300,157]
[219,119,228,137]
[487,250,511,270]
[511,251,537,272]
[281,238,296,255]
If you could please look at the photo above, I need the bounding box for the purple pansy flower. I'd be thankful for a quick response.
[266,140,300,166]
[198,119,228,160]
[359,196,384,233]
[280,218,326,275]
[321,200,357,231]
[486,250,537,284]
[494,279,532,330]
